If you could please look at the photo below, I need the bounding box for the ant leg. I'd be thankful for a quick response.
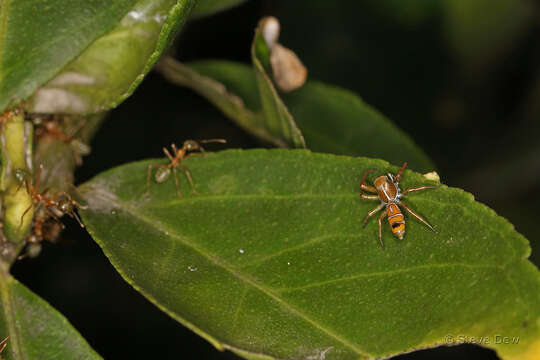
[44,206,62,223]
[363,203,384,227]
[184,152,205,160]
[377,211,386,250]
[164,146,175,161]
[395,162,408,183]
[360,169,377,193]
[400,201,437,234]
[69,210,85,228]
[0,336,7,353]
[401,186,438,196]
[18,203,34,229]
[172,167,182,197]
[35,164,43,191]
[361,194,379,200]
[177,164,198,195]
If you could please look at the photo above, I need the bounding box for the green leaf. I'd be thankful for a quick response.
[157,58,280,147]
[0,0,139,113]
[79,149,540,360]
[24,0,196,114]
[191,0,248,19]
[251,20,306,149]
[160,59,434,172]
[0,273,101,360]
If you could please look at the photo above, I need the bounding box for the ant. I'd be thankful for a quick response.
[360,162,437,249]
[17,164,86,230]
[146,139,226,197]
[29,113,91,165]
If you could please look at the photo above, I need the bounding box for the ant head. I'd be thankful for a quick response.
[57,194,74,214]
[14,168,30,185]
[182,140,201,152]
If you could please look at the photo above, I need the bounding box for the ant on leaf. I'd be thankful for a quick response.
[17,164,86,230]
[146,139,226,197]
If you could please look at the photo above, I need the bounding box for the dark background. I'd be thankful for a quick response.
[12,1,540,359]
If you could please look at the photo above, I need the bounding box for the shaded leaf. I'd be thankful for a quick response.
[0,0,139,113]
[157,58,280,146]
[24,0,196,114]
[191,0,249,19]
[161,59,433,172]
[0,273,101,360]
[80,149,540,360]
[251,19,306,148]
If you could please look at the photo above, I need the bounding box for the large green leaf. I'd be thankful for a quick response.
[159,59,434,172]
[24,0,196,114]
[0,273,101,360]
[0,0,139,113]
[79,149,540,360]
[191,0,248,19]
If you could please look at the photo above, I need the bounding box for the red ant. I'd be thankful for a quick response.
[17,164,86,229]
[30,113,91,165]
[146,139,226,197]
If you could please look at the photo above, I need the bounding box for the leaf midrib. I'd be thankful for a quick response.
[92,190,372,358]
[140,191,519,267]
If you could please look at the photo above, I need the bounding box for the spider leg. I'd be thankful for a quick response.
[362,203,384,227]
[400,201,437,234]
[360,194,379,200]
[177,164,198,195]
[395,162,408,183]
[360,169,377,193]
[378,211,387,250]
[401,185,438,196]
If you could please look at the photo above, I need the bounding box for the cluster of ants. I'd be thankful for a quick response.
[0,111,89,259]
[5,111,226,259]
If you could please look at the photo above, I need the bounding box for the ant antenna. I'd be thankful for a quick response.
[199,139,227,144]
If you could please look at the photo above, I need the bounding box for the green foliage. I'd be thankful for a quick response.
[0,274,101,360]
[0,1,538,359]
[160,59,434,172]
[191,0,249,19]
[23,0,196,114]
[440,0,534,69]
[0,0,195,114]
[0,0,139,112]
[79,150,540,360]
